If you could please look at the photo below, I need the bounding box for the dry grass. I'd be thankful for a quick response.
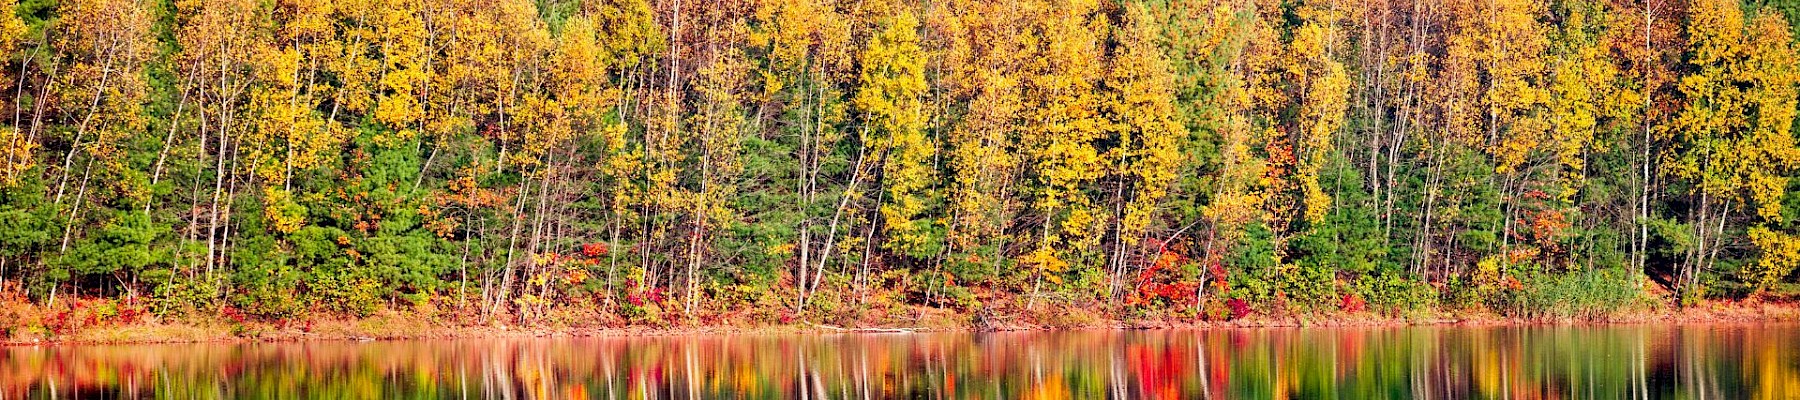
[64,323,228,344]
[5,287,1799,346]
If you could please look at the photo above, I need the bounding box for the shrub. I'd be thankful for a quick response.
[309,269,384,317]
[1227,298,1251,320]
[1340,292,1366,313]
[1501,267,1650,319]
[150,276,222,317]
[1356,271,1438,313]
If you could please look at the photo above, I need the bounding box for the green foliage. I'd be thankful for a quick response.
[56,212,172,283]
[0,0,1797,329]
[1354,271,1438,313]
[1499,268,1651,319]
[1227,222,1278,303]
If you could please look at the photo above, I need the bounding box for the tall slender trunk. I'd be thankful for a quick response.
[53,37,123,207]
[206,105,230,277]
[1635,1,1655,277]
[148,76,197,215]
[491,168,532,321]
[1684,190,1709,298]
[799,144,867,313]
[58,160,95,252]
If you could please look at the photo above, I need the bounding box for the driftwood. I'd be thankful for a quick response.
[806,322,919,333]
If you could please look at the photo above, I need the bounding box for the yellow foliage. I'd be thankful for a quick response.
[0,0,21,58]
[752,0,852,99]
[54,0,156,165]
[856,12,938,257]
[586,0,663,71]
[931,0,1029,253]
[1546,8,1618,203]
[0,127,35,188]
[1748,226,1800,294]
[1106,3,1188,244]
[1022,246,1067,285]
[1289,19,1349,224]
[262,187,307,234]
[1671,1,1800,221]
[1021,1,1108,257]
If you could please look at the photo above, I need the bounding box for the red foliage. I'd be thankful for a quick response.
[622,278,667,307]
[42,298,151,334]
[1340,293,1366,313]
[1128,246,1199,307]
[221,305,248,324]
[116,298,147,325]
[1208,262,1229,291]
[1522,189,1550,200]
[581,243,608,258]
[44,309,72,335]
[1226,298,1250,320]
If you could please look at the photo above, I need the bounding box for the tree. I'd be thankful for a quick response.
[927,0,1026,300]
[1101,3,1186,298]
[0,0,27,189]
[45,0,157,296]
[1019,0,1108,305]
[1668,1,1800,299]
[856,12,937,261]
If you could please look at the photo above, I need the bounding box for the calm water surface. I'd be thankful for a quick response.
[3,324,1798,399]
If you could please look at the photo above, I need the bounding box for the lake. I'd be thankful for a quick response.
[3,324,1796,398]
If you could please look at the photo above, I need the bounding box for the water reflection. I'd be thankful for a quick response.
[3,325,1797,399]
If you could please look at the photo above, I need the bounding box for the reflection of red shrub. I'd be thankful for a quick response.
[1226,299,1250,320]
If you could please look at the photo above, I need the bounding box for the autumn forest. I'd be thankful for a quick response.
[0,0,1798,331]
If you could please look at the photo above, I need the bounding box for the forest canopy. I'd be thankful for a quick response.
[0,0,1797,325]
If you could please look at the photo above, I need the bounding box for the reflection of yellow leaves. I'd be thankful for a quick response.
[1753,338,1800,399]
[1025,373,1067,400]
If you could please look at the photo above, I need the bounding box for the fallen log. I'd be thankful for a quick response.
[806,322,919,333]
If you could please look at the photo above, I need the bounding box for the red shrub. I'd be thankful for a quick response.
[44,310,72,334]
[1129,246,1201,307]
[1340,293,1366,313]
[1208,262,1230,291]
[581,243,608,257]
[221,305,248,324]
[1226,298,1250,320]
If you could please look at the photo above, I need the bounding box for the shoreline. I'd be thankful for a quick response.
[7,301,1797,346]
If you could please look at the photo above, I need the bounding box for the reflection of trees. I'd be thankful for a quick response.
[1,325,1796,398]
